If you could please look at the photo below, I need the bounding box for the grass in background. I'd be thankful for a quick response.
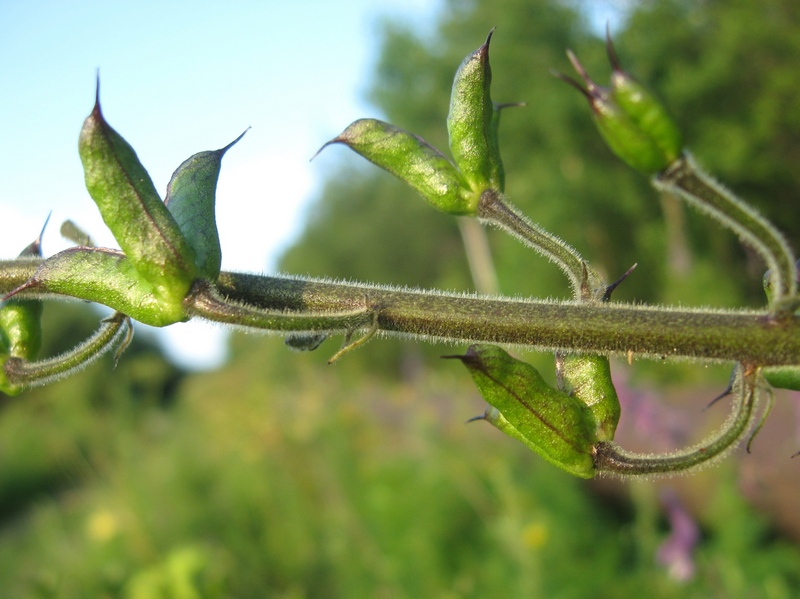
[0,325,799,598]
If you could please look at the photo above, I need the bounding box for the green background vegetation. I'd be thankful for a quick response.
[2,0,800,596]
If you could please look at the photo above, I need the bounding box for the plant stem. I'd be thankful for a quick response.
[4,259,799,367]
[477,189,597,299]
[185,279,373,332]
[3,312,131,391]
[654,154,797,307]
[214,272,800,366]
[592,366,759,476]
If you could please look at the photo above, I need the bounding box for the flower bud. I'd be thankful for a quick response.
[318,118,475,215]
[165,130,247,281]
[606,35,682,168]
[10,248,187,327]
[79,87,197,304]
[449,344,597,478]
[320,31,521,216]
[559,35,683,174]
[447,29,512,193]
[557,353,620,442]
[762,366,800,391]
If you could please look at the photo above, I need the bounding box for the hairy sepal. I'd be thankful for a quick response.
[79,94,197,303]
[165,130,247,281]
[447,29,505,192]
[8,248,187,327]
[319,118,476,215]
[453,344,596,478]
[558,352,620,442]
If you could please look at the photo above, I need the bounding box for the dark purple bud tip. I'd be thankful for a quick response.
[605,24,624,74]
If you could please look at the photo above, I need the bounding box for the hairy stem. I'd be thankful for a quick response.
[3,312,131,391]
[654,155,797,307]
[592,366,759,476]
[214,272,800,366]
[185,279,374,332]
[477,189,599,299]
[4,259,799,367]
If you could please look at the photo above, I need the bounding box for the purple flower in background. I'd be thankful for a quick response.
[656,490,699,581]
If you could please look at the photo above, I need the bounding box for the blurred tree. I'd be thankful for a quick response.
[616,0,800,303]
[282,0,800,310]
[4,3,800,594]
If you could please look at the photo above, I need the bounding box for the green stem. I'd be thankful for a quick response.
[4,259,799,367]
[214,272,800,366]
[184,279,374,333]
[654,154,797,307]
[3,312,131,392]
[477,189,601,299]
[592,366,759,476]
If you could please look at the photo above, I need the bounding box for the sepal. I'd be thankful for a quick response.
[449,344,597,478]
[317,118,476,215]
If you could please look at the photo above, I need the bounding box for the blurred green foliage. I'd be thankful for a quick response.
[283,0,800,380]
[2,313,800,597]
[287,0,800,306]
[3,0,800,596]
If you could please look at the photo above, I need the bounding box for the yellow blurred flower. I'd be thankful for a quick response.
[521,521,548,550]
[87,509,119,543]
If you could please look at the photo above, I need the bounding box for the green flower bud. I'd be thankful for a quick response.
[319,31,521,216]
[557,353,620,442]
[165,130,247,281]
[318,118,475,215]
[450,344,597,478]
[79,87,197,305]
[606,37,682,168]
[559,35,682,174]
[447,29,511,193]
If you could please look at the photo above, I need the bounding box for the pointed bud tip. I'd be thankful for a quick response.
[466,412,488,424]
[219,127,250,155]
[485,26,496,47]
[444,345,489,372]
[704,384,733,411]
[603,262,638,301]
[92,71,103,117]
[495,101,527,111]
[605,24,623,73]
[552,68,593,101]
[310,139,339,162]
[441,353,468,363]
[565,49,588,80]
[18,213,52,258]
[565,50,606,99]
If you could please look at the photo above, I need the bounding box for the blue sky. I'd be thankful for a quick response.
[1,1,444,266]
[1,1,622,368]
[1,0,443,367]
